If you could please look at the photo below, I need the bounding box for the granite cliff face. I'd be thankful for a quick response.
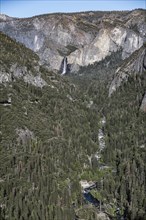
[0,9,145,72]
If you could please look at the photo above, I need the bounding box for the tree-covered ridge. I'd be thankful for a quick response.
[103,73,146,219]
[0,31,39,68]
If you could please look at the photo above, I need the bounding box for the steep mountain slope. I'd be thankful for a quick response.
[0,9,145,72]
[109,44,146,96]
[0,32,103,220]
[103,72,146,220]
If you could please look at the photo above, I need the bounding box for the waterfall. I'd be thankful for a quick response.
[61,57,67,75]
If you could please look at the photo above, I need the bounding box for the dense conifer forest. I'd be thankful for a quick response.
[0,32,146,220]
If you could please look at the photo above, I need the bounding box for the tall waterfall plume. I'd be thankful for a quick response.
[61,57,68,75]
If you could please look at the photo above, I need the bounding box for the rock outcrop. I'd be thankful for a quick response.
[0,9,145,72]
[16,128,35,145]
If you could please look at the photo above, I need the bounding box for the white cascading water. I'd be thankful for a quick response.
[62,57,67,75]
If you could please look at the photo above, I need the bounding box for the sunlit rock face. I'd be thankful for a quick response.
[80,180,96,190]
[68,27,143,67]
[0,9,145,71]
